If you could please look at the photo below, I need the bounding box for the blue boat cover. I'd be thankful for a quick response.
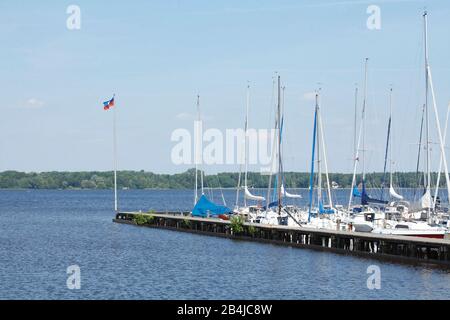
[361,181,388,205]
[263,200,279,210]
[319,202,335,214]
[353,185,362,197]
[192,195,232,217]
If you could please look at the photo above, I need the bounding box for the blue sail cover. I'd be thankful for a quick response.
[192,195,232,217]
[263,200,279,210]
[353,185,362,197]
[319,201,335,214]
[361,181,388,205]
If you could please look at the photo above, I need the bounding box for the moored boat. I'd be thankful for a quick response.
[373,221,446,239]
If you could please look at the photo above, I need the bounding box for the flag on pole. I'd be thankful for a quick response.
[101,94,118,211]
[103,95,115,110]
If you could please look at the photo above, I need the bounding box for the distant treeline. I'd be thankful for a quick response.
[0,169,446,190]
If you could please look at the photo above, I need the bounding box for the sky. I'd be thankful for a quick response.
[1,0,450,174]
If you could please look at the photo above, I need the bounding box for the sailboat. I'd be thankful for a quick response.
[234,84,266,220]
[308,91,336,216]
[255,76,303,226]
[191,95,233,219]
[432,102,450,228]
[384,89,403,200]
[372,12,447,238]
[347,58,389,233]
[281,184,301,199]
[382,88,411,220]
[391,12,450,226]
[256,81,341,229]
[294,90,349,231]
[258,75,286,225]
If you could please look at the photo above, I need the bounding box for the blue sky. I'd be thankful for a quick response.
[1,0,450,174]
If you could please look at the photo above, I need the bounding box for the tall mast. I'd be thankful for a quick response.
[199,98,204,196]
[317,91,322,209]
[277,76,282,215]
[424,11,431,205]
[308,93,319,222]
[113,94,118,212]
[388,88,394,190]
[266,76,277,207]
[281,85,286,182]
[414,104,425,199]
[317,94,333,209]
[244,84,250,207]
[434,103,450,208]
[424,11,450,211]
[354,85,358,159]
[348,58,369,211]
[194,95,201,205]
[235,85,248,209]
[362,58,368,182]
[381,87,393,199]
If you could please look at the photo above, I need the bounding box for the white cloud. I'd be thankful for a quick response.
[25,98,45,109]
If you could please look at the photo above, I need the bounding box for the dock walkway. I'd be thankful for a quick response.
[113,211,450,267]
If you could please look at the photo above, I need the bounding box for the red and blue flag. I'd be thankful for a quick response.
[103,95,115,110]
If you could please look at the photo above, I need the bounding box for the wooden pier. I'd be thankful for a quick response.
[113,211,450,267]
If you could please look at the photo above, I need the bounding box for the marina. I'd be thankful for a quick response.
[110,13,450,268]
[3,1,450,303]
[111,11,450,252]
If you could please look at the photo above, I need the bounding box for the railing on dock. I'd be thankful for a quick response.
[114,211,450,267]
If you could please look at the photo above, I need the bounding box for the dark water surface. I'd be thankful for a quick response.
[0,189,449,300]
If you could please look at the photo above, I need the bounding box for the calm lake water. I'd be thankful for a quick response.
[0,189,449,300]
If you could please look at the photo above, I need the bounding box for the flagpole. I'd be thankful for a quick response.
[113,95,118,212]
